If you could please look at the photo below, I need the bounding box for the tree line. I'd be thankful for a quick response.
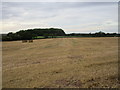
[2,28,66,41]
[66,31,120,37]
[2,29,120,41]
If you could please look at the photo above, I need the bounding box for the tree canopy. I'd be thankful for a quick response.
[2,28,66,41]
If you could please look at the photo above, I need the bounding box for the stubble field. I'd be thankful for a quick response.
[2,37,119,88]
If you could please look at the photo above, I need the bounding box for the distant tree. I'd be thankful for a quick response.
[7,32,13,37]
[95,31,105,37]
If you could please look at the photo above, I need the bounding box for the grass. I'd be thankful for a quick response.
[33,36,45,39]
[2,37,119,88]
[34,36,83,39]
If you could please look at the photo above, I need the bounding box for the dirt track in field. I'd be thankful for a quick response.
[2,37,119,88]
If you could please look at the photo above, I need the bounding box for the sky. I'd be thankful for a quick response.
[1,2,118,34]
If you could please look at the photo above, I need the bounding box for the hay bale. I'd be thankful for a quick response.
[29,40,33,43]
[22,40,27,43]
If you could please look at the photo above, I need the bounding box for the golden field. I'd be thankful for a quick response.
[2,37,119,88]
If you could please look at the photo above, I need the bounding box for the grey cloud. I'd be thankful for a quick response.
[2,2,118,33]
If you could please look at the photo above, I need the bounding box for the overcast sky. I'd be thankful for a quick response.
[1,2,118,34]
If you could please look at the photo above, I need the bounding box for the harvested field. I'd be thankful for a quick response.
[2,37,119,88]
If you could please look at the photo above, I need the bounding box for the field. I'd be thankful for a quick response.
[2,37,119,88]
